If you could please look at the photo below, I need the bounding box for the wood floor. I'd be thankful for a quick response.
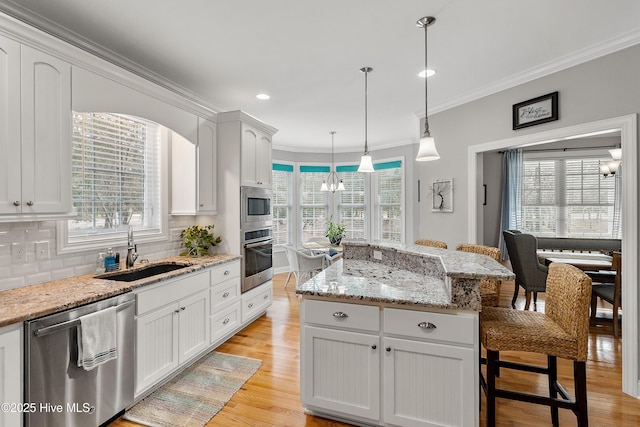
[110,273,640,427]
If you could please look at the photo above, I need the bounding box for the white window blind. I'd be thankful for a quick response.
[272,164,293,246]
[299,166,329,242]
[522,155,618,238]
[69,112,161,240]
[337,167,366,239]
[374,161,403,243]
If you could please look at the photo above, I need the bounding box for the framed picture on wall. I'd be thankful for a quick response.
[432,179,453,212]
[512,91,559,130]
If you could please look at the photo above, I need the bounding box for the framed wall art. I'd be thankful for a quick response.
[512,91,559,130]
[431,178,453,213]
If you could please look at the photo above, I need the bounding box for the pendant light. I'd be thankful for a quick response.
[357,67,375,172]
[320,131,345,192]
[415,16,440,162]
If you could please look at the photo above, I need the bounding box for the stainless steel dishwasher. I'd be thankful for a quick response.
[25,292,135,427]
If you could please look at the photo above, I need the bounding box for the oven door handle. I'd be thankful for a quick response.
[244,239,273,249]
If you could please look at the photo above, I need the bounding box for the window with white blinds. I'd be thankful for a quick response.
[337,166,366,239]
[373,161,404,242]
[299,166,329,242]
[272,163,293,246]
[68,112,162,242]
[522,155,619,238]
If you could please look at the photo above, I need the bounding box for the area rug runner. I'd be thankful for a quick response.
[123,351,262,427]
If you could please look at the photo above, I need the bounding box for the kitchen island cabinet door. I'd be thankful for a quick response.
[383,337,476,427]
[135,303,180,396]
[302,325,380,422]
[0,323,22,427]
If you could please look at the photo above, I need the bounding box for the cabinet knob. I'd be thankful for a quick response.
[263,294,268,299]
[248,303,254,308]
[418,321,437,330]
[222,291,230,298]
[371,345,377,350]
[386,347,391,352]
[223,318,230,325]
[174,309,180,314]
[26,201,34,206]
[224,270,230,275]
[13,201,20,206]
[332,311,348,318]
[199,203,204,207]
[181,307,186,311]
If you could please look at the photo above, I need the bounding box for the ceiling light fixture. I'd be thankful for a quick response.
[256,93,270,100]
[600,147,622,177]
[357,67,375,173]
[320,131,345,193]
[418,69,436,78]
[415,16,440,162]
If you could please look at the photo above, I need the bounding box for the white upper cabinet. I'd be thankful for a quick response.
[0,36,72,220]
[241,122,272,188]
[197,118,217,213]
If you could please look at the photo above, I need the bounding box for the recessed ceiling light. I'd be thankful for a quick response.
[418,69,436,78]
[256,93,270,100]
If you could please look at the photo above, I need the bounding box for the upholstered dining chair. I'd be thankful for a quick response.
[590,251,622,337]
[283,246,327,288]
[480,262,592,427]
[415,238,448,249]
[456,244,502,307]
[502,230,548,310]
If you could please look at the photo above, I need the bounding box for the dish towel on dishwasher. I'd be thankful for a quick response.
[77,306,117,371]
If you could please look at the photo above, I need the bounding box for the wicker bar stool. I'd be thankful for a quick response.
[480,262,592,427]
[456,244,501,307]
[415,238,447,249]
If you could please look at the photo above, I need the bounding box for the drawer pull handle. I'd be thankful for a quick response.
[224,270,230,275]
[371,344,377,350]
[223,318,230,325]
[332,311,348,318]
[248,303,254,308]
[13,201,20,206]
[199,203,204,207]
[222,292,230,298]
[174,309,180,314]
[418,321,437,330]
[263,294,269,299]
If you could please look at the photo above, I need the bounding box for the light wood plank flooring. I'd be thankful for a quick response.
[110,273,640,427]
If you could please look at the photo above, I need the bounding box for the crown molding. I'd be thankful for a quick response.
[417,27,640,119]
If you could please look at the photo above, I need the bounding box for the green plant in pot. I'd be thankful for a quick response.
[325,216,345,246]
[180,224,222,257]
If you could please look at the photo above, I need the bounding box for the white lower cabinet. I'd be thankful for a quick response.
[241,281,272,324]
[134,271,210,397]
[0,323,22,427]
[300,300,478,427]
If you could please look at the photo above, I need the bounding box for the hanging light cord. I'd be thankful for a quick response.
[422,18,431,138]
[361,67,370,154]
[331,131,335,169]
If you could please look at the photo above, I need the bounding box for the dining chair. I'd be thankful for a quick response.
[456,244,502,307]
[502,230,548,310]
[480,262,592,427]
[590,251,622,337]
[415,238,448,249]
[283,246,327,288]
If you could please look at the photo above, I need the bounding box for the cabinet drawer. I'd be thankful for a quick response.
[210,261,240,286]
[211,302,241,344]
[241,283,272,323]
[210,278,240,312]
[304,300,379,333]
[136,271,209,315]
[383,308,476,346]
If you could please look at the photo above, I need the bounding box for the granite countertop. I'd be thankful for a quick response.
[296,260,454,310]
[0,254,239,328]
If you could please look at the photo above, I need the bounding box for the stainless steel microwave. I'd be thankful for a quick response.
[241,186,272,229]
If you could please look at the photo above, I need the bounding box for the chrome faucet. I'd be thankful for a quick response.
[126,225,138,269]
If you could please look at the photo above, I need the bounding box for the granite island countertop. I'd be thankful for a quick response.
[296,241,515,311]
[0,254,239,328]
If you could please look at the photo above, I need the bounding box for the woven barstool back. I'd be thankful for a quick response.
[456,244,501,307]
[415,239,447,249]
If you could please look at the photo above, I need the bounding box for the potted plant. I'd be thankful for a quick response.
[180,224,222,257]
[325,216,345,246]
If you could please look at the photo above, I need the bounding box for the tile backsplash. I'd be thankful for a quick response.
[0,217,204,291]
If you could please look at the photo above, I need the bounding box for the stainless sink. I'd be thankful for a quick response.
[96,262,190,282]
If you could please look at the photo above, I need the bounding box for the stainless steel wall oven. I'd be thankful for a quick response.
[241,227,273,293]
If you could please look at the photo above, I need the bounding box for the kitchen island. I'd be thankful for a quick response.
[296,241,514,427]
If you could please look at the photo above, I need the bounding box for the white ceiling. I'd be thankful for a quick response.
[3,0,640,152]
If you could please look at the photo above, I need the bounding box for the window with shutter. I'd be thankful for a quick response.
[373,161,404,242]
[299,166,329,243]
[272,163,293,246]
[337,166,366,240]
